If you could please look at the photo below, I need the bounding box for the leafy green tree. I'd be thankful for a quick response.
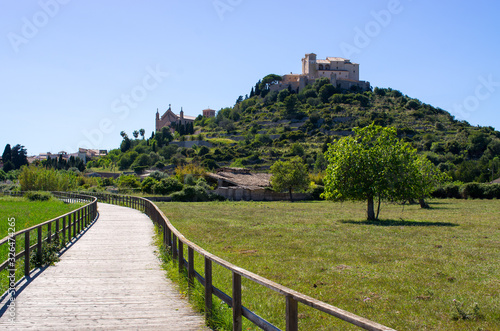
[322,124,447,220]
[278,89,290,102]
[260,74,282,91]
[270,156,309,201]
[313,77,331,92]
[284,94,298,118]
[319,84,336,103]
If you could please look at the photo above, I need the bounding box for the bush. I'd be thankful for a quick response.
[0,169,6,181]
[460,183,484,199]
[19,166,78,191]
[307,184,324,200]
[484,184,500,199]
[117,174,140,188]
[153,177,183,195]
[24,191,53,201]
[171,186,209,202]
[432,183,462,199]
[141,177,158,194]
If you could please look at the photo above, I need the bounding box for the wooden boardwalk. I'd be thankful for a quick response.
[0,203,208,331]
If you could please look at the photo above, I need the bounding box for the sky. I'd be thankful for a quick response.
[1,0,499,156]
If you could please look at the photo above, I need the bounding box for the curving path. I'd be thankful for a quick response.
[0,203,207,330]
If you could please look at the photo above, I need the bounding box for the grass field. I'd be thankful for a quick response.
[0,195,84,294]
[157,199,500,330]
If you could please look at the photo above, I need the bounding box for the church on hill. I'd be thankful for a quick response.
[155,105,196,132]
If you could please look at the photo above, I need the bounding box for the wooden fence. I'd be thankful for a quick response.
[91,192,396,331]
[0,192,98,282]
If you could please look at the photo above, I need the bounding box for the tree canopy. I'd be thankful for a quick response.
[322,124,448,220]
[270,156,309,201]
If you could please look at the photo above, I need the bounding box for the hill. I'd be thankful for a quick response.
[89,77,500,184]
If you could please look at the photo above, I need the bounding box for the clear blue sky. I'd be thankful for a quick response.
[1,0,499,155]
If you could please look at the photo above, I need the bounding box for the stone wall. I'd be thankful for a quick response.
[213,187,310,201]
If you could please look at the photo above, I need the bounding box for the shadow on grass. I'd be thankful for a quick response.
[340,218,459,227]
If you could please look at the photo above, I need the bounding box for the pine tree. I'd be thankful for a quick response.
[250,87,255,97]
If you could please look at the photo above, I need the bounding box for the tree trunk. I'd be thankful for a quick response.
[367,196,375,220]
[289,188,293,202]
[419,198,430,209]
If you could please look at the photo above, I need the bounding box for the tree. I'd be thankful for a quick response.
[322,124,447,220]
[270,156,309,201]
[284,94,298,117]
[133,130,139,139]
[2,144,12,164]
[139,128,146,139]
[260,74,282,91]
[319,84,336,103]
[11,144,28,169]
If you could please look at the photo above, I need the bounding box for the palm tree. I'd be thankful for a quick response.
[139,128,145,139]
[133,130,139,139]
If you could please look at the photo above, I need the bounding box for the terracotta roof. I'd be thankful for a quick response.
[326,57,350,62]
[491,177,500,184]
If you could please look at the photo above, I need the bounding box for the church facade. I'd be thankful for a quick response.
[155,105,196,132]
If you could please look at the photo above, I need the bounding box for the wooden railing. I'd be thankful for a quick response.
[0,192,98,281]
[91,192,396,331]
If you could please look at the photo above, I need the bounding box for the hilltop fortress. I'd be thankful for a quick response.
[271,53,370,92]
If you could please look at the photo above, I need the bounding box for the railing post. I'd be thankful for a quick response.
[37,227,42,263]
[73,210,77,237]
[55,218,59,242]
[67,214,71,241]
[232,272,242,331]
[167,227,172,247]
[25,231,30,277]
[188,247,194,288]
[9,236,16,284]
[62,216,66,244]
[178,240,184,273]
[47,222,52,243]
[172,234,178,260]
[286,295,299,331]
[205,257,213,321]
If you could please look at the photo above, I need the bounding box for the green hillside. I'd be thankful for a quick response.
[90,77,500,184]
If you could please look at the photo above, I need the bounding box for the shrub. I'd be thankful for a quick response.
[307,184,324,200]
[24,191,53,201]
[460,183,484,199]
[171,186,209,202]
[141,177,158,194]
[432,183,461,199]
[153,177,183,195]
[117,174,140,188]
[19,165,78,191]
[0,169,6,181]
[483,183,500,199]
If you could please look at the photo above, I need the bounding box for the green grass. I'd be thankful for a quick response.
[157,199,500,330]
[0,195,84,295]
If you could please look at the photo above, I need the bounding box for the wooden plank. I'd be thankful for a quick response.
[0,203,207,330]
